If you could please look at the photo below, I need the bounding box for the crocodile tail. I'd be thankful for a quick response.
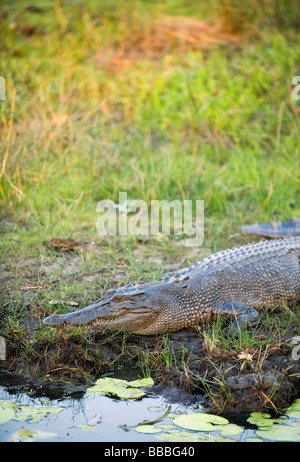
[241,217,300,239]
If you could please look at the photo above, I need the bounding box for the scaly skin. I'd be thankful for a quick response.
[43,236,300,335]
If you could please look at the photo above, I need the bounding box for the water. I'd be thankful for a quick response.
[0,375,299,442]
[0,385,202,442]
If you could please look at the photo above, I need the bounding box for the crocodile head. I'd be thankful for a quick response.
[43,282,175,335]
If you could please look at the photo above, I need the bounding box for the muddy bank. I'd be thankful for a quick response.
[2,326,300,416]
[156,330,300,415]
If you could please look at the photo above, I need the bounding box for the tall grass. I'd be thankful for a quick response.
[0,0,299,245]
[0,0,300,386]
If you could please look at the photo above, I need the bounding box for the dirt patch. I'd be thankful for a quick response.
[95,15,242,71]
[45,238,84,253]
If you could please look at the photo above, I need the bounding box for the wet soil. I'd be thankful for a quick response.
[2,326,300,416]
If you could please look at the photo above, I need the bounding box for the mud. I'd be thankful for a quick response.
[133,329,300,415]
[2,326,300,416]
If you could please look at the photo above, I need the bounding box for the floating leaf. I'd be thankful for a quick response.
[87,378,144,399]
[15,429,36,441]
[87,377,153,400]
[173,412,229,432]
[40,406,65,415]
[13,404,65,422]
[220,424,244,436]
[148,406,164,412]
[0,400,18,424]
[247,412,273,427]
[245,437,263,442]
[195,434,237,442]
[286,399,300,419]
[157,429,204,442]
[0,401,64,425]
[128,377,154,388]
[76,424,95,430]
[247,412,285,428]
[135,424,161,434]
[157,429,236,442]
[256,424,300,442]
[10,429,57,442]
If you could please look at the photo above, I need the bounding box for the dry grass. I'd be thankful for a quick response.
[95,15,242,71]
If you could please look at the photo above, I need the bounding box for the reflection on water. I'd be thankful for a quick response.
[0,373,299,442]
[0,384,201,442]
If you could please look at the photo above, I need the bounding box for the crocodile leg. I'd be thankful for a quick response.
[213,300,260,333]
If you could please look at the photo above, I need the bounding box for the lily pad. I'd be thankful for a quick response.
[245,437,263,442]
[87,377,153,400]
[76,424,95,430]
[247,412,285,428]
[157,429,236,442]
[0,400,18,424]
[220,424,244,436]
[286,399,300,419]
[0,400,64,425]
[135,424,161,434]
[148,406,164,412]
[10,429,57,442]
[27,419,42,424]
[13,404,64,422]
[173,412,229,432]
[128,377,154,388]
[157,429,204,442]
[256,424,300,442]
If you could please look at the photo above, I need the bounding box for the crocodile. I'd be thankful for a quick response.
[43,217,300,335]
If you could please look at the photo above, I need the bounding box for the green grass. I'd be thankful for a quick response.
[0,0,300,392]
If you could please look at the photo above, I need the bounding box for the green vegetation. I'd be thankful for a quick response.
[138,403,300,441]
[0,0,300,411]
[0,399,64,424]
[2,396,300,441]
[86,376,154,399]
[1,1,300,241]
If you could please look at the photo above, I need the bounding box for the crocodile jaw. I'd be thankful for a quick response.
[43,301,160,334]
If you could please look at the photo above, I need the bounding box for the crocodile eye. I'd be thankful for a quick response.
[113,296,124,302]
